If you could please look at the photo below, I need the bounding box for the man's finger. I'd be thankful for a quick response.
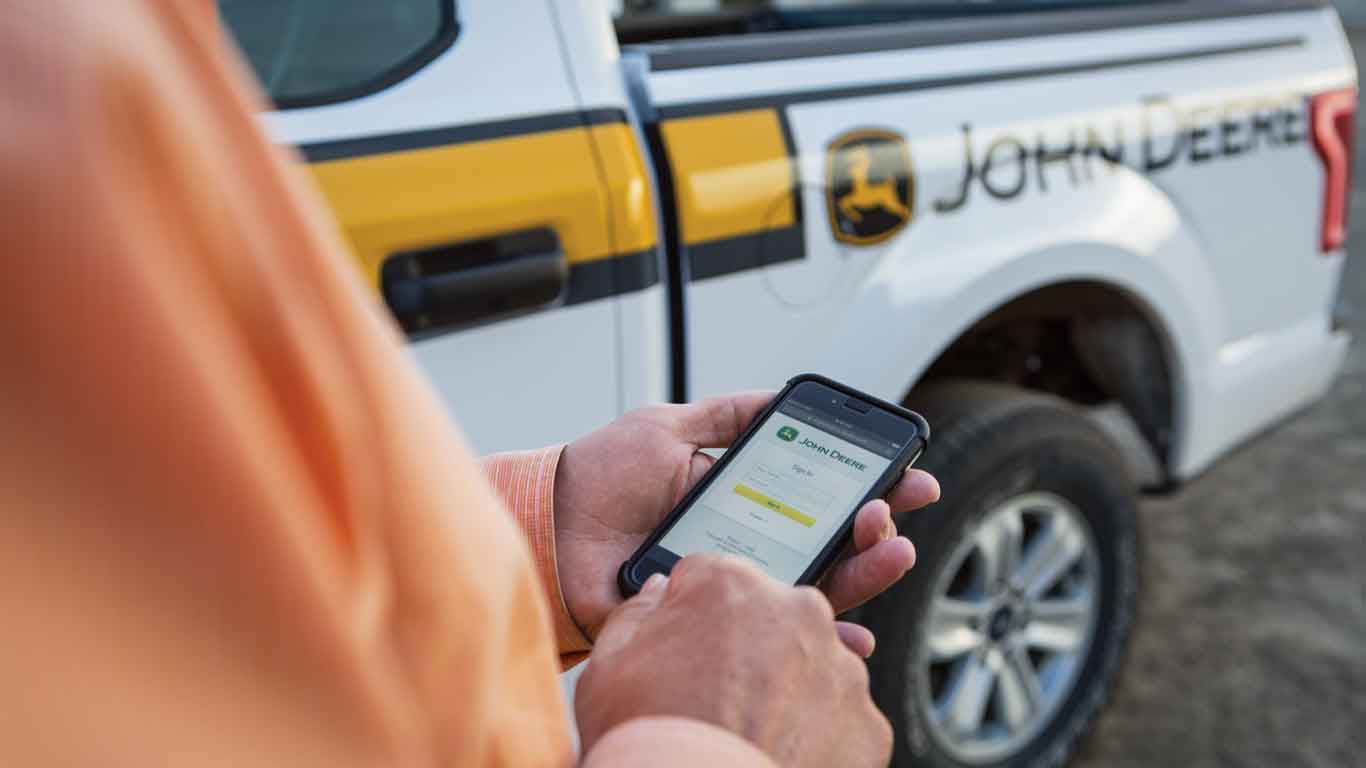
[836,621,876,658]
[885,468,940,514]
[852,499,895,553]
[823,536,916,614]
[590,574,668,660]
[672,391,774,448]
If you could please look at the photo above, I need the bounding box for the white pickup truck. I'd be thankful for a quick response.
[223,1,1355,764]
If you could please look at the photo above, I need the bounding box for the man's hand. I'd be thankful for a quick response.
[576,556,893,768]
[554,392,939,651]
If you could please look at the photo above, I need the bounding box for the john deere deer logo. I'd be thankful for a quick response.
[826,130,914,245]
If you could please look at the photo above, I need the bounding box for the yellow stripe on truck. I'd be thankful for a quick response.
[308,126,630,289]
[587,123,659,256]
[659,109,796,245]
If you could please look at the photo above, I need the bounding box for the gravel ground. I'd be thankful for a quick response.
[1072,30,1366,768]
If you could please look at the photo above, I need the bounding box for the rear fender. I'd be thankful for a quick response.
[822,169,1220,474]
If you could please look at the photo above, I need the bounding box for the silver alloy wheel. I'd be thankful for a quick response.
[915,492,1101,764]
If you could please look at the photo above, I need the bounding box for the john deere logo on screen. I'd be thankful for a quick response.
[777,426,799,442]
[826,129,914,246]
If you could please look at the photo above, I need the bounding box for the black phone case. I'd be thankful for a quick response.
[618,373,930,597]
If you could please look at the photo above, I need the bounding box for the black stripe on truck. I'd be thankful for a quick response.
[653,37,1305,120]
[565,249,660,306]
[688,227,804,282]
[300,108,630,163]
[640,0,1324,72]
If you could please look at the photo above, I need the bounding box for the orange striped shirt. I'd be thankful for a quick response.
[0,1,571,764]
[483,447,593,659]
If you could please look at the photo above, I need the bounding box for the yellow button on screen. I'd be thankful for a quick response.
[734,484,816,528]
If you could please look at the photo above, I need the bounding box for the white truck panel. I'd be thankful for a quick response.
[544,0,632,111]
[411,302,620,454]
[615,288,673,417]
[650,6,1352,480]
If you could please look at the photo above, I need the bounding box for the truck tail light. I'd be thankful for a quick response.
[1311,89,1357,253]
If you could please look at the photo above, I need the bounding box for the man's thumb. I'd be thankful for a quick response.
[589,573,668,660]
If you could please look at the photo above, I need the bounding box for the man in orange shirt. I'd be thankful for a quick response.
[0,1,939,765]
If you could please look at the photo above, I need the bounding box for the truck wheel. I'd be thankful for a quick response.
[861,381,1138,768]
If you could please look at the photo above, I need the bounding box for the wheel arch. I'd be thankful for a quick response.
[914,278,1182,486]
[837,241,1213,487]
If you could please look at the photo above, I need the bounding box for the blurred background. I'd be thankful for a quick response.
[1338,0,1366,25]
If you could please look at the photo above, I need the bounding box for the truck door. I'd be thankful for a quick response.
[221,0,648,452]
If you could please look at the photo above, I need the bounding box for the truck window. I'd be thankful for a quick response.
[615,1,1167,44]
[219,0,457,109]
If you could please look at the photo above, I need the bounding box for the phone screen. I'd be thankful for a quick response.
[651,391,904,584]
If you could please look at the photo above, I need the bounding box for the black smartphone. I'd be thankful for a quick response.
[618,374,930,597]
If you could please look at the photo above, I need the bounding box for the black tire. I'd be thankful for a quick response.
[859,381,1138,768]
